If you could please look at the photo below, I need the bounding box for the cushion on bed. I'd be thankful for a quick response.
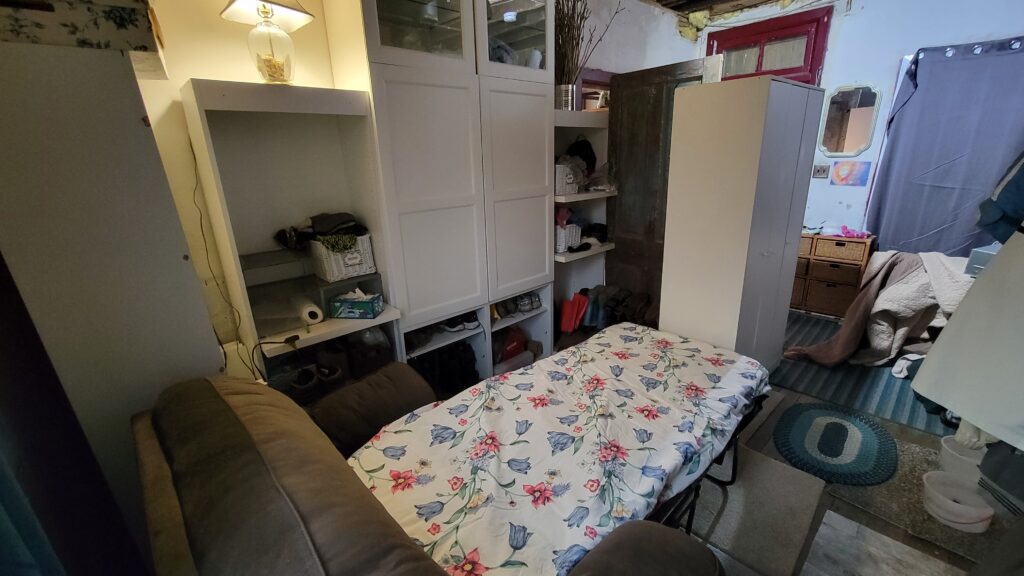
[309,362,437,457]
[571,521,722,576]
[151,377,444,576]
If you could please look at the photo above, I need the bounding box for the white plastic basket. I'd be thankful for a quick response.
[555,165,578,195]
[555,224,581,254]
[309,234,377,283]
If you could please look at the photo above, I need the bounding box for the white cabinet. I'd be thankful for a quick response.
[372,64,489,329]
[659,76,823,370]
[480,76,554,300]
[362,0,477,72]
[475,0,554,83]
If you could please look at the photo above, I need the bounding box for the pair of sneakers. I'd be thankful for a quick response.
[441,312,481,333]
[493,292,542,319]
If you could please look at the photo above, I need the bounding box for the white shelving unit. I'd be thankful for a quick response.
[182,79,399,377]
[555,190,617,203]
[406,324,485,359]
[260,306,402,358]
[491,306,548,332]
[553,108,613,303]
[553,242,615,263]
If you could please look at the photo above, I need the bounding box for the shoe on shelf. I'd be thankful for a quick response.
[516,294,532,313]
[441,316,466,333]
[498,299,517,317]
[529,292,541,311]
[405,327,435,352]
[491,304,501,321]
[462,312,481,330]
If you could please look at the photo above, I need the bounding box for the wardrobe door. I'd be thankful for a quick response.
[480,76,554,300]
[372,64,488,329]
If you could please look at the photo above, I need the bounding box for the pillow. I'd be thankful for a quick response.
[309,362,436,457]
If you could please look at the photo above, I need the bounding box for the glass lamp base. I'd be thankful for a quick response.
[249,20,295,84]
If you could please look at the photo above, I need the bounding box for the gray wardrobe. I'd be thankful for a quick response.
[659,76,824,370]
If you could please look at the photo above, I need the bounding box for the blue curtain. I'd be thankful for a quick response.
[0,450,64,576]
[866,37,1024,256]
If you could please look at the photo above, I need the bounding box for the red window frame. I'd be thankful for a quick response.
[707,6,832,86]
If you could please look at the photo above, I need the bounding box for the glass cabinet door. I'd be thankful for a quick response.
[477,0,553,82]
[366,0,474,70]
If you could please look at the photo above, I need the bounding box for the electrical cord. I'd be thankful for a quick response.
[187,138,257,379]
[250,337,299,381]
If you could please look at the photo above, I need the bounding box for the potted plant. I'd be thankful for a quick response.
[554,0,623,110]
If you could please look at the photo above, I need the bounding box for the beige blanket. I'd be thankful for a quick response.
[785,251,973,367]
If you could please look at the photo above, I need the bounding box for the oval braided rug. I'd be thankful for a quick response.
[773,403,898,486]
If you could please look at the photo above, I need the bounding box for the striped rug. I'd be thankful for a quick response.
[772,311,954,436]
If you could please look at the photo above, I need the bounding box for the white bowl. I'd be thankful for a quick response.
[940,436,986,484]
[922,471,994,533]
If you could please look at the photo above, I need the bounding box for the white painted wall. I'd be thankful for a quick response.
[137,0,336,341]
[587,0,699,73]
[696,0,1024,232]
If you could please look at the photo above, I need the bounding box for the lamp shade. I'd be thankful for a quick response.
[221,0,314,33]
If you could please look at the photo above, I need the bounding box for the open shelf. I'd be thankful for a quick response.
[491,305,548,332]
[554,190,617,203]
[554,242,615,263]
[554,109,609,129]
[258,305,401,358]
[406,326,484,359]
[188,79,369,116]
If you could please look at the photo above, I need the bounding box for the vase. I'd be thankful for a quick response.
[555,84,578,110]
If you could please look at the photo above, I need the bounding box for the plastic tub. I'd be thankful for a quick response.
[922,471,994,533]
[940,436,986,484]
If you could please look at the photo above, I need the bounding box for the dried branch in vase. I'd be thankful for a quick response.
[555,0,624,86]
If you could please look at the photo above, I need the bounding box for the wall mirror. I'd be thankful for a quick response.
[820,85,880,157]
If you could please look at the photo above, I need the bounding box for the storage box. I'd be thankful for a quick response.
[555,224,581,253]
[555,165,578,195]
[328,292,384,319]
[310,234,376,283]
[965,242,1001,277]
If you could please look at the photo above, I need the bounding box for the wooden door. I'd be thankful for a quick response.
[362,0,477,73]
[371,64,488,329]
[607,59,706,324]
[480,76,554,300]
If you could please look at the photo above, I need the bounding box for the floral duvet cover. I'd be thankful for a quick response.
[349,323,769,576]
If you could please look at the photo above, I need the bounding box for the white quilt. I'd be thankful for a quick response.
[348,323,769,575]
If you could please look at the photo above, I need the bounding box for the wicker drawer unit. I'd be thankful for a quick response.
[791,234,874,318]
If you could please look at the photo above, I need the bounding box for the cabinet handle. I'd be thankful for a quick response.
[834,241,847,247]
[826,283,837,287]
[829,263,840,269]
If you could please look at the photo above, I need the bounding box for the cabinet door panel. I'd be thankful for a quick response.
[362,0,476,72]
[480,77,553,299]
[475,0,554,83]
[492,195,552,294]
[373,64,487,327]
[399,206,486,315]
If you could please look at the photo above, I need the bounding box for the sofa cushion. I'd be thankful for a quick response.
[570,521,722,576]
[152,377,443,576]
[309,362,436,457]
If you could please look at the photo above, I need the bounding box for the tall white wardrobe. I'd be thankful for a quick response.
[189,0,556,380]
[332,0,556,376]
[659,76,823,370]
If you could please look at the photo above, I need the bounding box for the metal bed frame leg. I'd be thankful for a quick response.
[705,442,739,487]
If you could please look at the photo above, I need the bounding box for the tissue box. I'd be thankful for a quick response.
[328,292,384,319]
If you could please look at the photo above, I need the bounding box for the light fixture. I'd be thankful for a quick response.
[221,0,315,84]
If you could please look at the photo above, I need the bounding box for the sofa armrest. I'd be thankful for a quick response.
[570,521,722,576]
[309,362,437,457]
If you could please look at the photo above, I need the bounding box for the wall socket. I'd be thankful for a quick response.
[812,164,830,178]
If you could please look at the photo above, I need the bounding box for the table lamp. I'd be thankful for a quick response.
[221,0,314,84]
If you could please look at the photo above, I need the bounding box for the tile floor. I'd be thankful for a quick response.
[711,510,965,576]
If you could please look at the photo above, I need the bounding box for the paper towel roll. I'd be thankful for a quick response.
[289,295,323,326]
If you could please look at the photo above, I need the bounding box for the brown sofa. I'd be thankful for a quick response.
[133,363,722,576]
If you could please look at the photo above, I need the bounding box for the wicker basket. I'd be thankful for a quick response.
[555,224,581,254]
[309,234,376,283]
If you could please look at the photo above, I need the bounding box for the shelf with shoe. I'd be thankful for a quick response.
[401,306,493,398]
[553,242,615,263]
[489,283,552,375]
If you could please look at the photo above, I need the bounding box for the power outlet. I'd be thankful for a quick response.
[812,164,830,179]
